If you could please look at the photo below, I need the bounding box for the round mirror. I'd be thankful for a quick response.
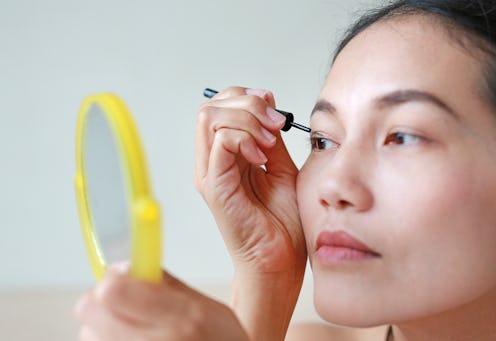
[75,94,162,282]
[85,104,131,264]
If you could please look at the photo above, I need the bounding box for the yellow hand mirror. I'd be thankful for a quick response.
[74,94,161,282]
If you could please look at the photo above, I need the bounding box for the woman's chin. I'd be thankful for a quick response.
[313,284,394,328]
[314,303,388,328]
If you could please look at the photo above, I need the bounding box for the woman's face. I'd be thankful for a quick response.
[297,16,496,326]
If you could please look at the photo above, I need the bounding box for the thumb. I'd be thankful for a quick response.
[96,267,186,324]
[263,132,298,176]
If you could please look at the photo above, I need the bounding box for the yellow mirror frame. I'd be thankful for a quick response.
[75,93,162,282]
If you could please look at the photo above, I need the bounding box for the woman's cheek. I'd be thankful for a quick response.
[378,157,496,278]
[376,158,468,237]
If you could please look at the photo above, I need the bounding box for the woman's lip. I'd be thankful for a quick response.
[315,230,380,256]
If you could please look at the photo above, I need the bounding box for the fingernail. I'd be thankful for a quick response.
[109,261,130,274]
[246,88,267,98]
[257,148,268,164]
[261,127,276,144]
[267,107,285,125]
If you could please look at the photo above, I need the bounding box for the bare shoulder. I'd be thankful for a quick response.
[285,322,389,341]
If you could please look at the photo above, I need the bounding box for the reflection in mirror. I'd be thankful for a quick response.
[84,104,131,264]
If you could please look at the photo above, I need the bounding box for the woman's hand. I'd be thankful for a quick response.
[195,86,306,275]
[195,87,307,340]
[75,264,249,341]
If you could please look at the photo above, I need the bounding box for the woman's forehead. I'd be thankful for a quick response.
[320,15,486,117]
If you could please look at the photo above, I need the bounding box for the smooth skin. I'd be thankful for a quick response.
[298,14,496,340]
[75,13,496,341]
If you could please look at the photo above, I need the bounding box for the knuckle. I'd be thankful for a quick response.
[245,94,267,113]
[213,128,230,142]
[223,85,246,97]
[197,105,213,125]
[264,89,274,99]
[194,181,209,203]
[193,176,203,193]
[166,315,202,340]
[185,302,209,337]
[180,322,202,339]
[99,278,126,307]
[215,128,249,146]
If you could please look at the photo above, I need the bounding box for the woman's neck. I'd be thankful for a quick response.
[391,288,496,341]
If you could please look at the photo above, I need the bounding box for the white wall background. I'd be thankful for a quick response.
[0,0,378,289]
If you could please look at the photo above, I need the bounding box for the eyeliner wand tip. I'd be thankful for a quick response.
[290,122,311,133]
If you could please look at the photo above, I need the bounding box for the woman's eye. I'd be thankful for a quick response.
[310,136,338,151]
[384,132,422,146]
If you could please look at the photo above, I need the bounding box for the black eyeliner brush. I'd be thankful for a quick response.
[203,88,311,133]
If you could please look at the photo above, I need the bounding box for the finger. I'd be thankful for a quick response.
[211,86,278,107]
[78,326,98,341]
[246,88,277,108]
[209,128,268,177]
[263,131,298,176]
[75,291,138,340]
[208,86,246,100]
[96,268,192,325]
[195,107,275,191]
[197,109,296,178]
[95,271,160,324]
[203,95,285,131]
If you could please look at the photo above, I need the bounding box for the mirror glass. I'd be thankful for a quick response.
[84,104,131,264]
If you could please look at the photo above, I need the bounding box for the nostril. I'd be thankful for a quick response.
[337,199,352,209]
[320,197,353,210]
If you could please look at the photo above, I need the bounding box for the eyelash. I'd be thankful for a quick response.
[309,132,423,151]
[384,132,423,146]
[309,135,338,152]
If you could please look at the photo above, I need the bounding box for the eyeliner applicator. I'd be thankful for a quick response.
[203,88,311,133]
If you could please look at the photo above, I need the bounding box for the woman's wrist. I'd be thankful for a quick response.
[230,266,306,341]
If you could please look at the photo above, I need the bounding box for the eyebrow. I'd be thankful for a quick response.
[310,89,459,119]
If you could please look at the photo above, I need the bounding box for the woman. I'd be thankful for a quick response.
[75,1,496,340]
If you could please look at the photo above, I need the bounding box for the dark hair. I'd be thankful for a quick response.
[333,0,496,109]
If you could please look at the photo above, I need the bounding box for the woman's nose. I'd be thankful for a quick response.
[317,145,374,212]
